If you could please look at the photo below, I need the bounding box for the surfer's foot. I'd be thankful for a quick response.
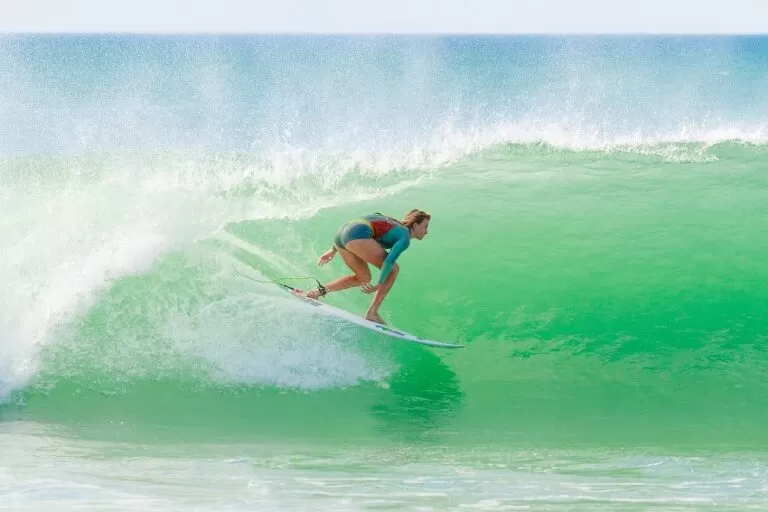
[302,289,325,299]
[366,312,386,325]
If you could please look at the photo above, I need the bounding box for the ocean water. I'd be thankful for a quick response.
[2,35,768,510]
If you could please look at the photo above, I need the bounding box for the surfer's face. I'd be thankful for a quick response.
[412,219,429,240]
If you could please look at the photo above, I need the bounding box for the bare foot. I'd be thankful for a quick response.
[293,288,322,299]
[302,289,324,299]
[366,312,386,325]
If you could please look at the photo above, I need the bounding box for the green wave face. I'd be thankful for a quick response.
[4,35,768,450]
[4,36,768,512]
[4,142,767,450]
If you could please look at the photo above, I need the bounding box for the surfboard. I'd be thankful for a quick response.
[279,284,466,349]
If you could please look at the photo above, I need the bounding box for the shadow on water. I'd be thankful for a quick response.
[370,343,464,442]
[0,403,17,423]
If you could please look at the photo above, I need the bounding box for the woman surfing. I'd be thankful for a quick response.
[301,209,431,325]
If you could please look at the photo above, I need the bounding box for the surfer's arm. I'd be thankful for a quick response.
[317,246,337,266]
[378,236,409,285]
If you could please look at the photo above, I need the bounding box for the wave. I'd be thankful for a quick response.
[3,34,768,410]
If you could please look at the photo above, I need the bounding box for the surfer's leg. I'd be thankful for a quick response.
[304,222,373,299]
[363,263,398,324]
[304,248,371,299]
[342,239,396,324]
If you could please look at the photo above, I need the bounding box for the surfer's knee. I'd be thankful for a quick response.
[355,268,372,284]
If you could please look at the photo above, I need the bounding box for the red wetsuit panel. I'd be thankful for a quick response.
[368,219,396,239]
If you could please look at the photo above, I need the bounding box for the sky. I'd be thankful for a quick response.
[1,0,767,34]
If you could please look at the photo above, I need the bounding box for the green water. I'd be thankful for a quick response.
[6,141,768,439]
[5,32,768,511]
[3,142,768,510]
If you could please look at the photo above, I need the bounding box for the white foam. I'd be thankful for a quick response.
[422,118,768,154]
[165,292,394,390]
[0,144,438,400]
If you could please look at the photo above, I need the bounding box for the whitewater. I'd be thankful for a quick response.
[2,35,768,510]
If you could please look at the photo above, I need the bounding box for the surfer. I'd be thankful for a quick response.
[301,209,431,325]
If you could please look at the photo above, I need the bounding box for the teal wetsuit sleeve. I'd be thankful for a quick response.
[378,233,410,285]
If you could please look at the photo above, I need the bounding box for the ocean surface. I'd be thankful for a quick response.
[2,34,768,510]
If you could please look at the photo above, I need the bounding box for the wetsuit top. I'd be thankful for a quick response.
[360,214,410,285]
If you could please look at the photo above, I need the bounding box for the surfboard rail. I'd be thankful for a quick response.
[278,284,466,349]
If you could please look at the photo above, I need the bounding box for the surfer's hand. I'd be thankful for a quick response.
[361,282,380,294]
[317,249,336,266]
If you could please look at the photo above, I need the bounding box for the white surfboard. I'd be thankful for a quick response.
[279,284,466,349]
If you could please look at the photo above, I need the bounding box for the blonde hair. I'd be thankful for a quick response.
[400,209,431,229]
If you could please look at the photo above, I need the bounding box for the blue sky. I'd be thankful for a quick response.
[2,0,767,33]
